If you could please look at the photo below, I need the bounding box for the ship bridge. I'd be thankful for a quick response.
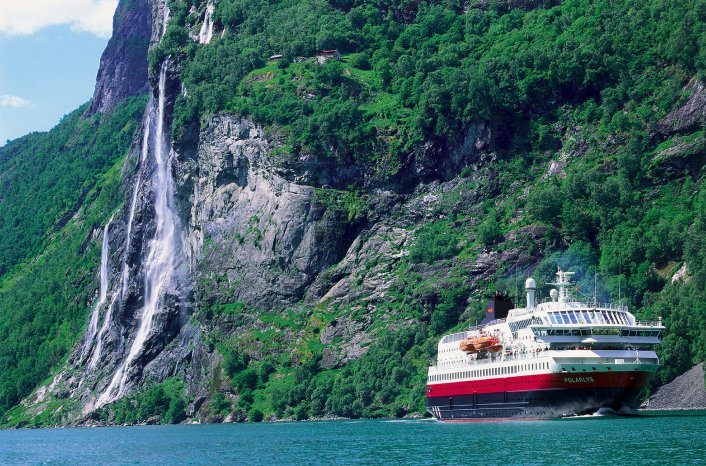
[507,268,665,349]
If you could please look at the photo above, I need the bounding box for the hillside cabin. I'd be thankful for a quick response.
[316,49,341,62]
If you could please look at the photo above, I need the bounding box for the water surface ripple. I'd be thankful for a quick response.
[1,412,705,465]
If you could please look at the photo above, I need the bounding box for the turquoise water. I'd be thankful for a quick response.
[1,412,705,465]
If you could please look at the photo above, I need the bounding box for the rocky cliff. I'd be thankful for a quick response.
[88,0,153,114]
[643,363,706,410]
[24,84,520,425]
[7,0,706,427]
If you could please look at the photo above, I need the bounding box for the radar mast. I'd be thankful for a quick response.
[547,267,575,303]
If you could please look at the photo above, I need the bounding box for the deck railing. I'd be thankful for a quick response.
[634,320,664,327]
[430,344,658,371]
[431,346,554,370]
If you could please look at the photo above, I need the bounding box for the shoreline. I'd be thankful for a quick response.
[9,409,706,430]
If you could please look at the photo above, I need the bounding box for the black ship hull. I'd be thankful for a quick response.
[426,385,647,420]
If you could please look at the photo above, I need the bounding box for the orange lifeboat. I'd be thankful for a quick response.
[459,339,479,353]
[486,344,503,353]
[472,336,497,350]
[459,336,500,353]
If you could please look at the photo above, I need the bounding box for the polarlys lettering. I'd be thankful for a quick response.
[563,377,595,383]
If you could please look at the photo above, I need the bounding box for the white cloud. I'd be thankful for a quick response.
[0,0,119,38]
[0,95,32,108]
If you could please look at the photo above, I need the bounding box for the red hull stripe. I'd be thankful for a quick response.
[426,371,652,397]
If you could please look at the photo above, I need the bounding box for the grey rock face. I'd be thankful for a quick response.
[176,115,359,310]
[88,0,153,114]
[656,79,706,136]
[643,363,706,410]
[407,122,492,184]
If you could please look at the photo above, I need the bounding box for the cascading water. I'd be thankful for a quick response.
[96,59,181,406]
[81,220,112,363]
[198,3,214,44]
[122,105,153,294]
[87,108,153,370]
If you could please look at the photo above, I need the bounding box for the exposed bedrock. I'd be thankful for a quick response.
[655,79,706,136]
[88,0,152,114]
[643,363,706,410]
[175,115,362,310]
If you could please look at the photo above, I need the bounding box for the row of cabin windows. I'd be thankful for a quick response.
[536,328,661,337]
[547,310,629,326]
[441,332,468,344]
[509,317,543,333]
[429,362,550,383]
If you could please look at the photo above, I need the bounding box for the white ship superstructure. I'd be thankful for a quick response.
[426,269,664,420]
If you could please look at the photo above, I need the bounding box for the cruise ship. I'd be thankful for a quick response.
[426,269,665,420]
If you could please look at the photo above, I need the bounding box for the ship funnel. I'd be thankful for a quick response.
[525,277,536,308]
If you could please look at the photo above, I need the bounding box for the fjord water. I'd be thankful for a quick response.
[2,413,705,465]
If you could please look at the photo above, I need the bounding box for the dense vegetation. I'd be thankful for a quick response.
[0,98,146,275]
[146,0,705,420]
[1,0,705,424]
[0,97,146,416]
[153,0,705,180]
[206,323,432,421]
[92,378,189,425]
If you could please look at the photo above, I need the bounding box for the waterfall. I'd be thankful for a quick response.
[198,3,214,44]
[121,105,153,294]
[97,59,180,407]
[87,108,153,370]
[81,220,112,361]
[161,1,170,36]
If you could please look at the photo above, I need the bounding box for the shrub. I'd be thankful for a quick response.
[409,222,461,263]
[348,53,371,70]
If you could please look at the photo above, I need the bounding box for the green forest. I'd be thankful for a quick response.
[0,0,705,425]
[0,97,147,415]
[152,0,705,421]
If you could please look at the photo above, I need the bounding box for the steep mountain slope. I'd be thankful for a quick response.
[1,0,705,426]
[88,0,152,114]
[0,97,147,416]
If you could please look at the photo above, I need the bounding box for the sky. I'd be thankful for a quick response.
[0,0,119,145]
